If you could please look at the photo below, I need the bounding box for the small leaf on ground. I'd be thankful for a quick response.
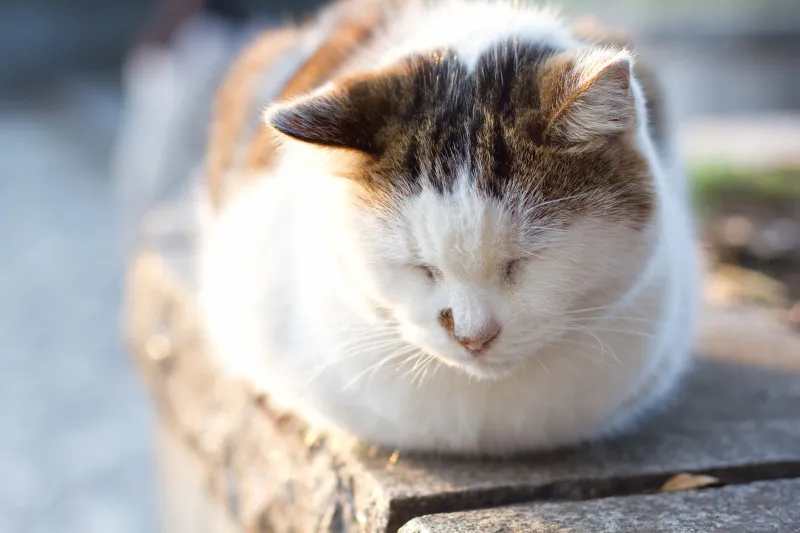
[659,473,721,493]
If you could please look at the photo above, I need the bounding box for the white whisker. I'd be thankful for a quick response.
[574,325,620,365]
[564,303,618,315]
[536,357,551,377]
[574,315,661,325]
[577,326,657,340]
[529,191,594,211]
[308,337,407,383]
[343,345,420,390]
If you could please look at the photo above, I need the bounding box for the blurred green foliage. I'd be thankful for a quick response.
[691,164,800,215]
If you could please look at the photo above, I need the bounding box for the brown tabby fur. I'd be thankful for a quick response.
[207,0,393,209]
[316,44,652,225]
[208,4,664,229]
[206,26,302,209]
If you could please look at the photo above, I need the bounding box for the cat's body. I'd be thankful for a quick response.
[198,0,698,454]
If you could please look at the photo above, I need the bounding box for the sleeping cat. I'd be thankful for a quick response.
[198,0,698,454]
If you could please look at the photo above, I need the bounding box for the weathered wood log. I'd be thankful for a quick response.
[125,210,800,532]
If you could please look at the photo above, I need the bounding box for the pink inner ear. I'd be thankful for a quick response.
[544,48,636,144]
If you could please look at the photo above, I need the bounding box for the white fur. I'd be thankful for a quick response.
[376,1,572,70]
[197,0,698,454]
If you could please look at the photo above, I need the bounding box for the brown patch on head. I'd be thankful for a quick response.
[269,39,654,227]
[244,3,387,172]
[207,0,398,211]
[206,26,303,210]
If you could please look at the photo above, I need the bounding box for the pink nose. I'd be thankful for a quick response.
[455,324,501,354]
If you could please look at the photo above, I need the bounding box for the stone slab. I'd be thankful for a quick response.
[157,423,241,533]
[400,479,800,533]
[363,418,800,531]
[126,250,800,533]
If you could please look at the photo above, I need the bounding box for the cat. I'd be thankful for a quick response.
[198,0,698,455]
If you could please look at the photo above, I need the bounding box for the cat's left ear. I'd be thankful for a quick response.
[265,73,400,155]
[540,47,636,144]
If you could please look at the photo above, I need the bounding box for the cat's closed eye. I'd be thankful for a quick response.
[415,264,441,282]
[503,258,527,283]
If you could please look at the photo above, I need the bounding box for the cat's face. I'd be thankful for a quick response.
[269,41,657,379]
[350,168,655,380]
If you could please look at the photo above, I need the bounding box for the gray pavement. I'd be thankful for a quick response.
[0,80,156,533]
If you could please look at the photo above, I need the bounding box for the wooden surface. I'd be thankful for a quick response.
[126,237,800,532]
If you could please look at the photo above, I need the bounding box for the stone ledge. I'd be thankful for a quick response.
[400,479,800,533]
[125,249,800,532]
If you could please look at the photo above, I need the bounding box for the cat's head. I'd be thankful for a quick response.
[266,42,658,380]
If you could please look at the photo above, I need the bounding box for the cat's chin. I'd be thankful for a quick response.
[399,325,541,382]
[434,353,528,382]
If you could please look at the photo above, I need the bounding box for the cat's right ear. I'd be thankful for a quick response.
[539,47,636,145]
[265,74,400,155]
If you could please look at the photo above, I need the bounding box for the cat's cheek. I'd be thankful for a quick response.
[363,267,413,309]
[378,272,446,320]
[398,322,446,354]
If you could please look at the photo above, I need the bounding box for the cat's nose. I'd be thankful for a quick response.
[439,309,501,354]
[455,324,501,354]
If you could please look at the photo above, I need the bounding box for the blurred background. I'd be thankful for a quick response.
[1,0,798,531]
